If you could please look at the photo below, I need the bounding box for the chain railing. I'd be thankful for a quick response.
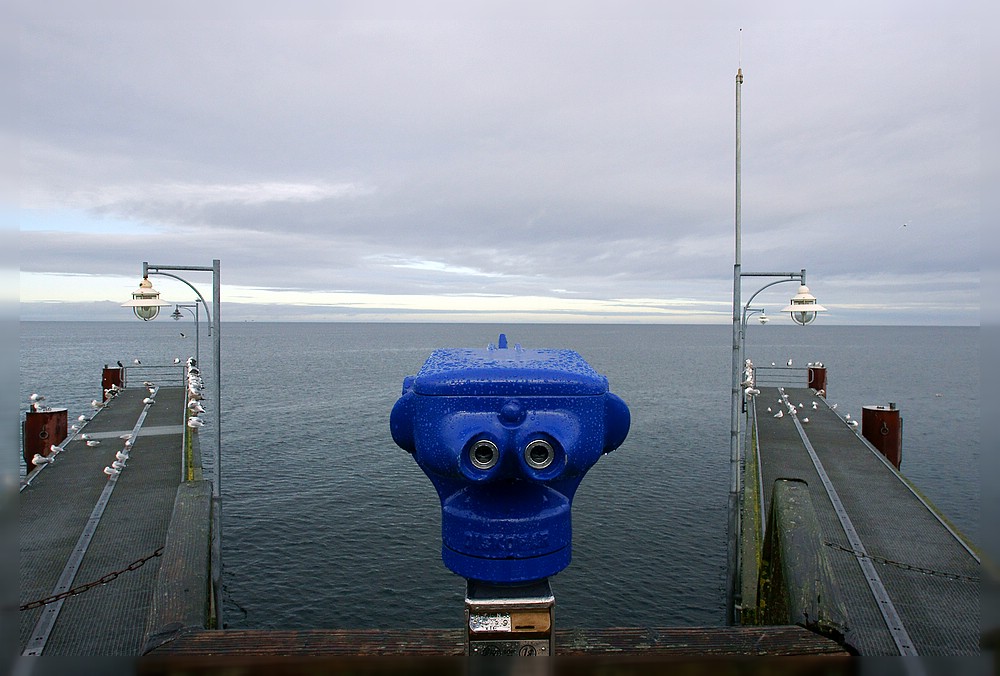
[16,547,164,611]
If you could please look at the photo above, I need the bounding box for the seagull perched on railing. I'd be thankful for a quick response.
[116,450,129,462]
[103,466,120,477]
[187,417,205,428]
[29,393,45,403]
[143,397,155,405]
[31,453,54,465]
[91,399,102,409]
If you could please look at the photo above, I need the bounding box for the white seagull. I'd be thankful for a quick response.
[812,402,819,410]
[29,393,45,402]
[90,399,102,409]
[78,414,90,422]
[31,453,54,465]
[774,410,784,418]
[786,359,793,367]
[802,417,809,424]
[116,450,130,462]
[143,397,155,405]
[134,358,141,365]
[103,466,120,477]
[86,439,101,447]
[112,460,126,471]
[187,417,205,428]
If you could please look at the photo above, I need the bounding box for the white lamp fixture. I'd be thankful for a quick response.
[121,277,172,321]
[782,284,827,326]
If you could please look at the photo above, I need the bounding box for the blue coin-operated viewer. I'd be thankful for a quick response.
[390,334,630,584]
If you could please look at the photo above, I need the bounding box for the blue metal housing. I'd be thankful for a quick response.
[390,335,630,583]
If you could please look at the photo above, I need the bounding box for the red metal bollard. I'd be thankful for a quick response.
[102,366,125,400]
[862,403,903,469]
[808,366,827,395]
[23,408,68,472]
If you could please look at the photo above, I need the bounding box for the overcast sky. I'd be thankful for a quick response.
[10,3,985,324]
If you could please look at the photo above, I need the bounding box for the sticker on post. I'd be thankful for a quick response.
[469,612,512,632]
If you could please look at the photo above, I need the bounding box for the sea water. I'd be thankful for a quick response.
[17,322,980,630]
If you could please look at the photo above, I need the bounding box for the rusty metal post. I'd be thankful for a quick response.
[862,404,903,469]
[23,408,67,471]
[465,579,554,656]
[102,366,125,401]
[808,366,827,394]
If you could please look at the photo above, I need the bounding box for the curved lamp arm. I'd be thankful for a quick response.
[146,271,212,332]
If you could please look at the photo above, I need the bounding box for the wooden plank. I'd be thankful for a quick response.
[142,480,213,653]
[144,625,849,657]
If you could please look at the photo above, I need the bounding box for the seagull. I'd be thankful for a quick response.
[119,433,132,440]
[180,332,186,338]
[767,407,772,413]
[816,389,826,396]
[830,403,838,410]
[78,414,90,422]
[116,450,130,462]
[29,393,45,402]
[91,399,102,409]
[189,402,206,414]
[812,402,819,410]
[774,410,784,418]
[31,453,54,465]
[124,439,134,449]
[786,359,793,367]
[143,397,155,405]
[187,417,205,428]
[844,413,851,421]
[80,433,91,440]
[112,459,126,471]
[103,466,120,477]
[802,418,809,424]
[771,362,776,366]
[50,444,62,454]
[70,424,80,432]
[86,439,101,447]
[117,360,124,368]
[848,420,859,429]
[188,367,200,376]
[134,358,141,365]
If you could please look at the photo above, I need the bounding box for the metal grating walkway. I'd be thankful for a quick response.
[19,385,186,655]
[751,387,980,655]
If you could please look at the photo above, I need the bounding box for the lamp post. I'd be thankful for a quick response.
[727,66,826,624]
[171,303,202,364]
[122,259,223,628]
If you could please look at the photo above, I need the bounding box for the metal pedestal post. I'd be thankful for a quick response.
[465,579,554,656]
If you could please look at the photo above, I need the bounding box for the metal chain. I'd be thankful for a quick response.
[16,547,164,611]
[823,541,978,583]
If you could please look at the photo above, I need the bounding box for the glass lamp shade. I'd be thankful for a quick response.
[122,277,172,321]
[781,285,827,326]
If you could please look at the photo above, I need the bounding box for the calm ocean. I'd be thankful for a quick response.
[18,322,980,630]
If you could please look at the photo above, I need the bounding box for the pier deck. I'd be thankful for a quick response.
[19,384,188,655]
[748,386,980,655]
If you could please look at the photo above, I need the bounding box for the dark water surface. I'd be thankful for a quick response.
[19,322,979,630]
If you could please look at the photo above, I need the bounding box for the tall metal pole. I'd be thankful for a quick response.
[727,66,744,626]
[212,258,222,628]
[143,260,223,628]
